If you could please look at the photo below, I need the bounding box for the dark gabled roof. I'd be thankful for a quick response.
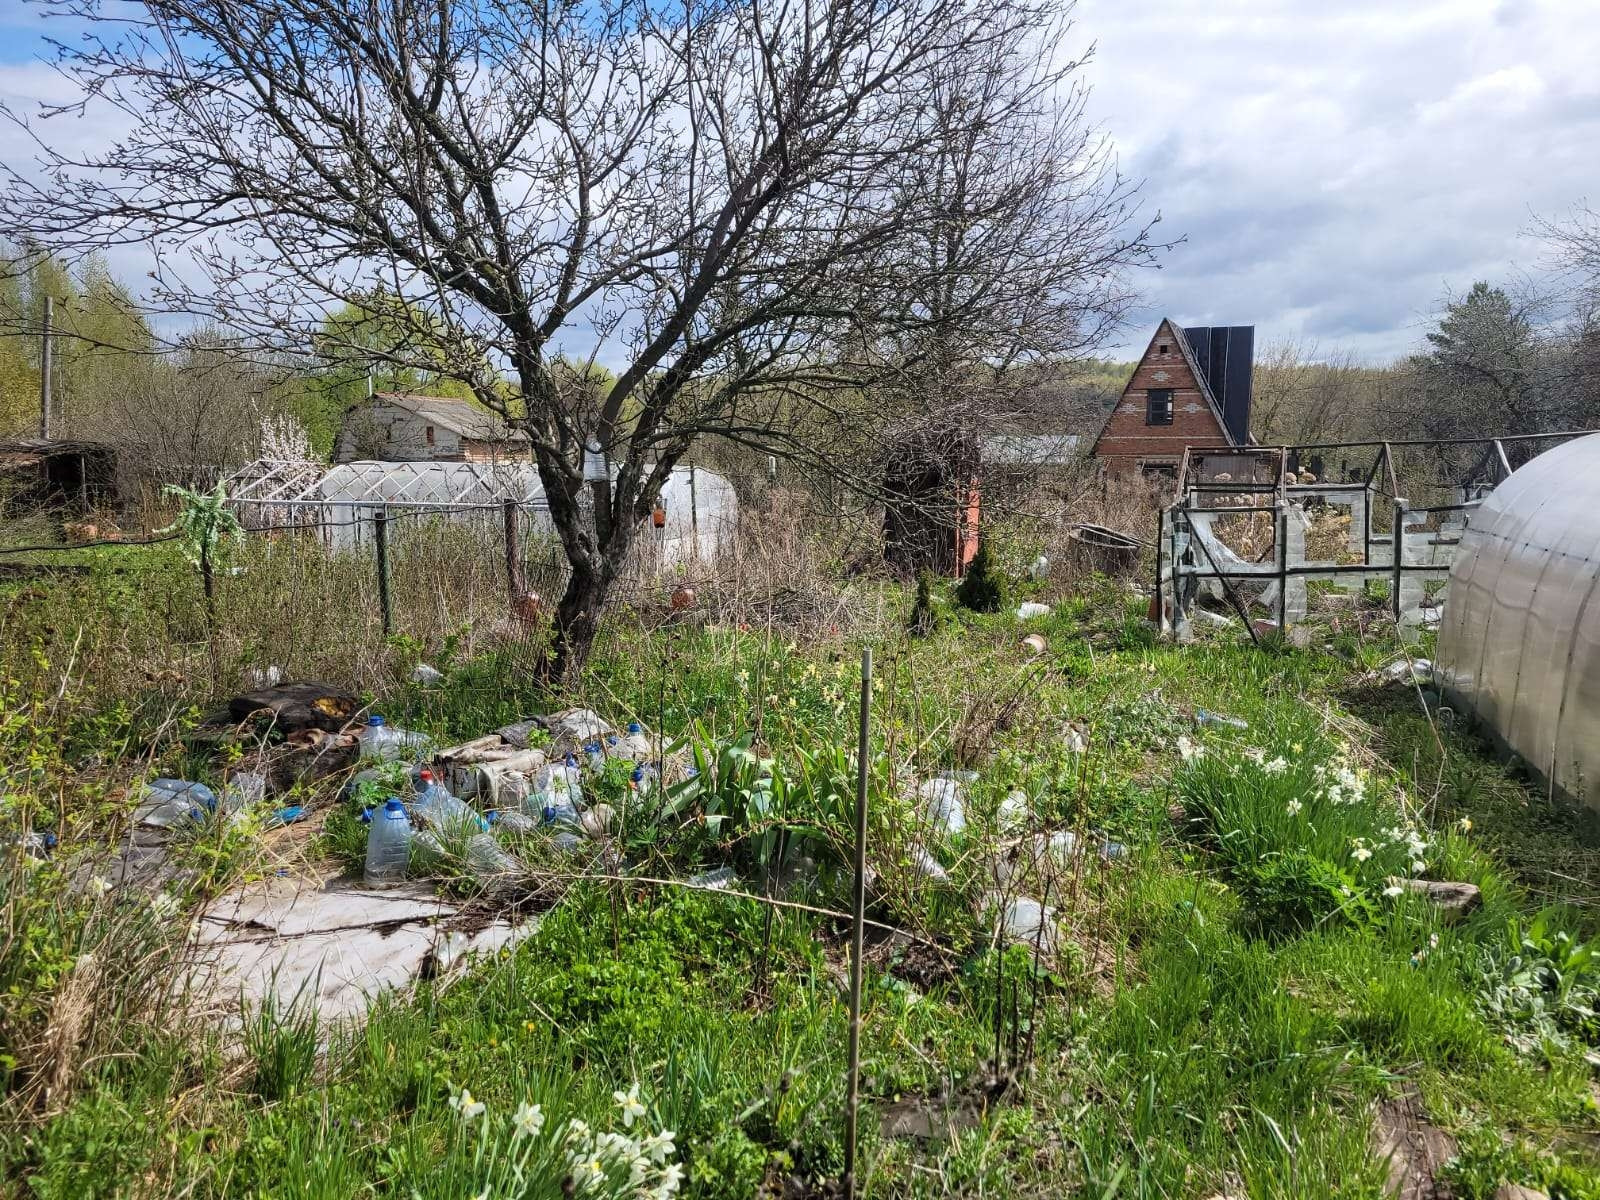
[357,392,528,442]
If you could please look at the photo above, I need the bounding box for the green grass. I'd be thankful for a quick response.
[5,569,1600,1196]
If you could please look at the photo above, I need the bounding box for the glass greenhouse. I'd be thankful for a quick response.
[1436,432,1600,803]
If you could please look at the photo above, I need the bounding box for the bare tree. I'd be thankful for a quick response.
[2,0,1153,674]
[1251,338,1377,448]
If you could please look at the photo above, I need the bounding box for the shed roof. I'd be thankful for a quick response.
[354,393,528,443]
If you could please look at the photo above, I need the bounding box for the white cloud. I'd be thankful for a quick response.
[1070,0,1600,361]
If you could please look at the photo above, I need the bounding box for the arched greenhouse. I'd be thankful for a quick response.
[1436,432,1600,803]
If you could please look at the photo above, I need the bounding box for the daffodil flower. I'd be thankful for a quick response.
[642,1129,677,1164]
[449,1087,486,1121]
[614,1082,647,1127]
[1351,846,1372,863]
[512,1101,544,1139]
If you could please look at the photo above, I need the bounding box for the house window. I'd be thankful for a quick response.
[1159,343,1169,355]
[1145,389,1174,426]
[425,425,435,446]
[1141,461,1178,483]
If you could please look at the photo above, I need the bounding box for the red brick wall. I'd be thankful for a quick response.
[1093,319,1231,474]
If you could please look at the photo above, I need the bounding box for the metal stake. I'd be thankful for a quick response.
[843,647,872,1200]
[374,508,393,636]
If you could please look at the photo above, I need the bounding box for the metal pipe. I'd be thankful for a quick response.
[1391,499,1407,622]
[843,647,872,1200]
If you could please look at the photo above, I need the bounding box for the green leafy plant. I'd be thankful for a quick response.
[956,541,1004,613]
[907,571,939,637]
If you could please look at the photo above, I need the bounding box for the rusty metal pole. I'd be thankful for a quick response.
[843,646,872,1200]
[1391,499,1407,624]
[375,508,393,636]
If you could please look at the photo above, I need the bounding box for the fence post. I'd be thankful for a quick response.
[502,497,524,599]
[1276,506,1288,631]
[1391,499,1407,623]
[375,507,393,636]
[688,466,700,560]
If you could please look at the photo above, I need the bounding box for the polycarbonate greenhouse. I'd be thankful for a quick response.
[222,458,737,562]
[1437,433,1600,803]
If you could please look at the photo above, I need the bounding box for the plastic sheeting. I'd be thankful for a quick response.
[228,458,737,563]
[1436,433,1600,803]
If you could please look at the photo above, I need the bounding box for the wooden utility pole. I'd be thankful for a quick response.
[38,295,53,439]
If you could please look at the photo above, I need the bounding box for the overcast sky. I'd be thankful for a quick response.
[1073,0,1598,361]
[0,0,1594,365]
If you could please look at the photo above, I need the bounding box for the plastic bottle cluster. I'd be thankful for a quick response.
[361,714,660,888]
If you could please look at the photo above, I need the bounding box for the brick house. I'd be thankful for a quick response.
[1090,320,1254,478]
[335,392,528,463]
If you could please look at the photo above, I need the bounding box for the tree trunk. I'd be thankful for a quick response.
[544,557,611,683]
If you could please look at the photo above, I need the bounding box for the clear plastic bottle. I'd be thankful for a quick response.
[620,721,651,761]
[358,715,398,761]
[364,798,413,888]
[411,770,484,834]
[139,778,218,827]
[465,832,522,880]
[1193,708,1249,731]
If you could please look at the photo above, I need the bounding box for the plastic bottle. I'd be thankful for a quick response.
[139,778,218,827]
[358,715,398,761]
[630,764,656,799]
[621,721,651,761]
[465,832,522,880]
[411,770,485,833]
[221,771,267,815]
[583,740,606,772]
[546,754,583,805]
[1193,708,1249,731]
[364,798,413,888]
[689,866,738,890]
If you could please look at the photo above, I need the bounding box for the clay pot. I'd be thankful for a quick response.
[671,585,697,611]
[652,506,667,528]
[1020,633,1047,657]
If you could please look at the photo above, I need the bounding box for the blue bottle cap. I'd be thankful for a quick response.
[368,715,386,726]
[628,722,642,733]
[565,753,577,766]
[384,798,405,814]
[631,766,645,782]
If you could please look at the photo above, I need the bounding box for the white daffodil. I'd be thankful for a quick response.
[1262,757,1288,775]
[512,1101,544,1139]
[642,1129,677,1164]
[1458,816,1473,833]
[1176,735,1201,762]
[449,1088,486,1121]
[655,1162,687,1197]
[1383,884,1405,898]
[1410,861,1426,875]
[1351,846,1373,863]
[614,1082,647,1127]
[1285,799,1303,816]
